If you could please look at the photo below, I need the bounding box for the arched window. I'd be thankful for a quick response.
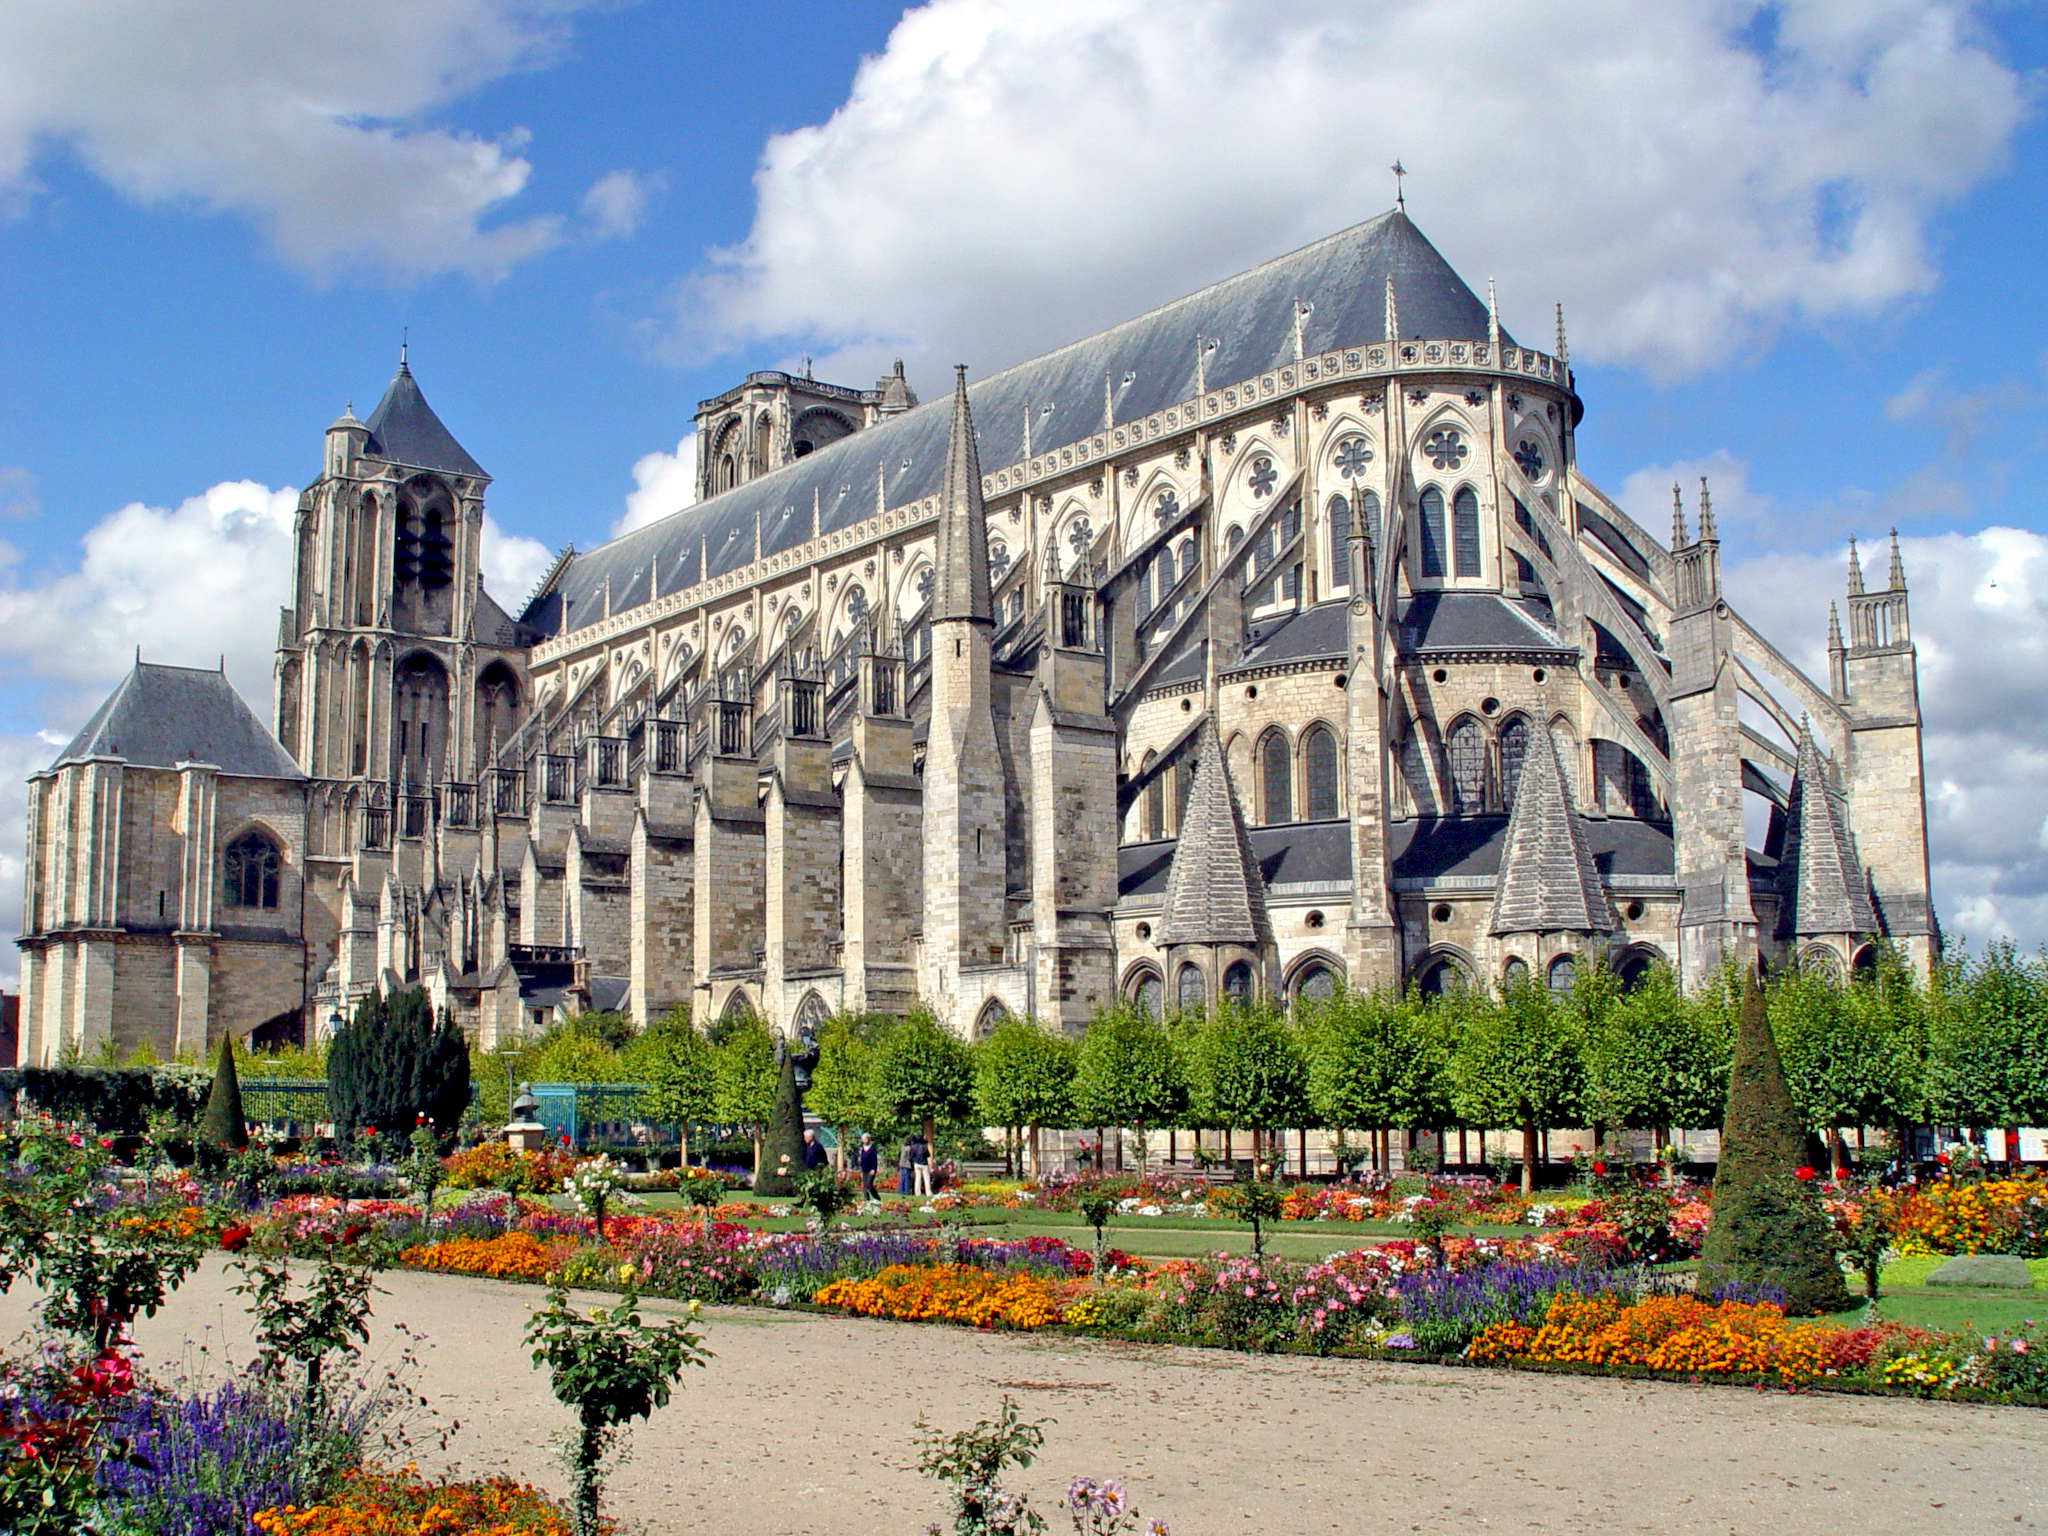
[1547,955,1577,993]
[1499,717,1529,809]
[720,988,756,1021]
[1502,956,1530,990]
[1302,725,1340,820]
[1134,973,1164,1020]
[1279,505,1301,601]
[1417,958,1463,998]
[1418,487,1447,579]
[392,652,450,784]
[223,831,281,909]
[1297,964,1337,1002]
[477,661,520,760]
[1137,563,1153,615]
[1261,732,1292,824]
[1328,495,1351,589]
[1452,486,1482,578]
[1177,964,1206,1013]
[1174,761,1194,828]
[973,998,1010,1038]
[1446,717,1488,815]
[1141,752,1165,840]
[1616,949,1658,991]
[1550,720,1581,805]
[1223,961,1254,1004]
[1227,525,1245,552]
[1359,490,1381,593]
[1400,736,1438,816]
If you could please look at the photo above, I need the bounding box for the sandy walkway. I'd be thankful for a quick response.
[3,1261,2044,1535]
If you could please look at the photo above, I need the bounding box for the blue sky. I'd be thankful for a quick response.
[0,0,2045,962]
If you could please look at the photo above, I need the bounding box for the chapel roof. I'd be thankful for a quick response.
[364,361,488,480]
[524,208,1504,637]
[1155,721,1274,947]
[50,662,305,779]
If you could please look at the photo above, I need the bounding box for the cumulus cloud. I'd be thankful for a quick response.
[615,432,698,536]
[582,169,659,242]
[480,517,555,603]
[1727,527,2048,951]
[0,0,611,281]
[674,0,2024,382]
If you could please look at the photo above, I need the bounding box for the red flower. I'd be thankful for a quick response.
[1592,1161,1608,1177]
[220,1223,253,1252]
[560,1134,572,1148]
[98,1137,112,1149]
[1794,1166,1816,1181]
[340,1224,368,1246]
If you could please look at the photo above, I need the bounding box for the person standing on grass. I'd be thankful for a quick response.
[802,1128,829,1170]
[911,1132,933,1197]
[857,1132,880,1199]
[897,1135,915,1195]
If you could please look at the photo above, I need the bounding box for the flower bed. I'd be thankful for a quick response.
[255,1465,585,1536]
[1467,1292,1828,1385]
[399,1231,568,1282]
[813,1263,1075,1329]
[1892,1175,2048,1257]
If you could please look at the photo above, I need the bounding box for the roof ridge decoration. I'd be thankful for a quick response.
[1157,719,1273,949]
[932,365,991,623]
[364,361,488,480]
[1777,722,1879,940]
[1489,724,1611,936]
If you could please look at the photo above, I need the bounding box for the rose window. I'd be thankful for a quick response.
[1333,437,1373,480]
[1514,440,1546,479]
[1424,428,1467,470]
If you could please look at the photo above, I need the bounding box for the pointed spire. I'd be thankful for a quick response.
[1043,538,1062,587]
[1487,278,1501,357]
[1846,536,1865,596]
[1777,723,1879,939]
[1698,475,1716,541]
[1384,276,1399,344]
[1022,402,1034,460]
[1490,726,1611,937]
[602,574,612,620]
[1671,483,1688,551]
[1827,601,1844,652]
[1887,527,1906,591]
[700,532,709,584]
[932,365,992,623]
[1157,721,1273,949]
[1554,302,1569,374]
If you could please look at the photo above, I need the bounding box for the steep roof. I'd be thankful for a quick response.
[524,208,1503,636]
[364,362,487,480]
[1156,720,1273,947]
[1489,726,1612,935]
[52,662,304,779]
[1776,725,1879,938]
[933,365,991,622]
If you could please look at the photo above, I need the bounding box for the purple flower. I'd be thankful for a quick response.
[1068,1476,1098,1511]
[1093,1479,1128,1517]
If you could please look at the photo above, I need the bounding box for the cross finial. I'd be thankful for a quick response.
[400,328,408,368]
[1390,160,1406,209]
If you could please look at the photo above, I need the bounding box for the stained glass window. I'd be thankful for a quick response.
[1223,962,1254,1004]
[1499,716,1529,809]
[1135,975,1163,1019]
[1328,494,1351,589]
[1418,487,1447,579]
[1303,725,1340,820]
[1262,732,1293,824]
[223,831,281,909]
[1453,487,1482,578]
[1178,964,1206,1013]
[1298,965,1337,1002]
[1447,717,1489,815]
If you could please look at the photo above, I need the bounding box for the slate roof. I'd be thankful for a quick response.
[1155,721,1273,946]
[524,209,1505,636]
[364,362,487,480]
[1776,726,1879,938]
[1489,726,1612,935]
[1120,820,1353,902]
[52,662,305,779]
[1398,591,1565,652]
[1234,602,1349,669]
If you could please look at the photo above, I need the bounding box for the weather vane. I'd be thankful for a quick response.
[1391,160,1406,209]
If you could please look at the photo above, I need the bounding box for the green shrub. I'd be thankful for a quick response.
[325,987,470,1147]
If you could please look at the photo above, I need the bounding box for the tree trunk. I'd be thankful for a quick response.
[1831,1127,1850,1181]
[1134,1120,1147,1177]
[1298,1127,1308,1180]
[751,1128,763,1178]
[1168,1128,1177,1168]
[1521,1120,1538,1195]
[1028,1123,1041,1180]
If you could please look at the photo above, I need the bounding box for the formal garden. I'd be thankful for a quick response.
[4,946,2048,1532]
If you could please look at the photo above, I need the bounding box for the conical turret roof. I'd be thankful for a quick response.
[932,365,990,623]
[364,361,487,479]
[1490,725,1611,935]
[1158,721,1273,949]
[1776,725,1879,938]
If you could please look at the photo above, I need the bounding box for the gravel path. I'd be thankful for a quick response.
[4,1261,2044,1535]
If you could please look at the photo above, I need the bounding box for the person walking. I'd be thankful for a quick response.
[857,1132,881,1199]
[801,1128,829,1170]
[897,1135,915,1196]
[911,1131,933,1198]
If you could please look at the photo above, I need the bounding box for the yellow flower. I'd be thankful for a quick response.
[618,1264,637,1284]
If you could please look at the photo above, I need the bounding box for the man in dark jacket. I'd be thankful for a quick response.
[857,1132,880,1199]
[801,1128,829,1170]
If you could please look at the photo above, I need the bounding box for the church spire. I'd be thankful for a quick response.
[1888,527,1907,591]
[1846,536,1866,596]
[1490,726,1611,937]
[932,366,991,623]
[1777,722,1878,940]
[1698,476,1715,541]
[1157,721,1273,949]
[1671,483,1688,551]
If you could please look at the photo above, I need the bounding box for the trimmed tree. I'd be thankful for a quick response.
[1072,1001,1184,1176]
[1185,1001,1308,1173]
[1583,966,1728,1143]
[327,986,471,1147]
[807,1015,883,1165]
[1303,986,1449,1174]
[630,1009,715,1167]
[1445,973,1584,1194]
[1699,978,1850,1316]
[201,1032,249,1151]
[756,1048,806,1198]
[1772,961,1923,1178]
[973,1016,1077,1178]
[871,1008,975,1148]
[711,1014,780,1176]
[1926,942,2048,1137]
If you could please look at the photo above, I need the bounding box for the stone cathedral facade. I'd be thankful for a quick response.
[15,208,1936,1062]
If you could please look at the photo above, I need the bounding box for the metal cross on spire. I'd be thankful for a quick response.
[1391,160,1406,209]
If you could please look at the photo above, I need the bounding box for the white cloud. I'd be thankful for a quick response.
[480,517,554,604]
[1727,526,2048,952]
[677,0,2024,382]
[582,169,659,242]
[0,0,607,281]
[615,432,697,536]
[1617,452,1772,540]
[0,466,39,521]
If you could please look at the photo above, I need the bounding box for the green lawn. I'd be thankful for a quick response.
[1815,1255,2048,1334]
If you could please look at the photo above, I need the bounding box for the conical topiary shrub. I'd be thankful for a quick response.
[202,1032,249,1152]
[1698,976,1849,1316]
[755,1049,804,1198]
